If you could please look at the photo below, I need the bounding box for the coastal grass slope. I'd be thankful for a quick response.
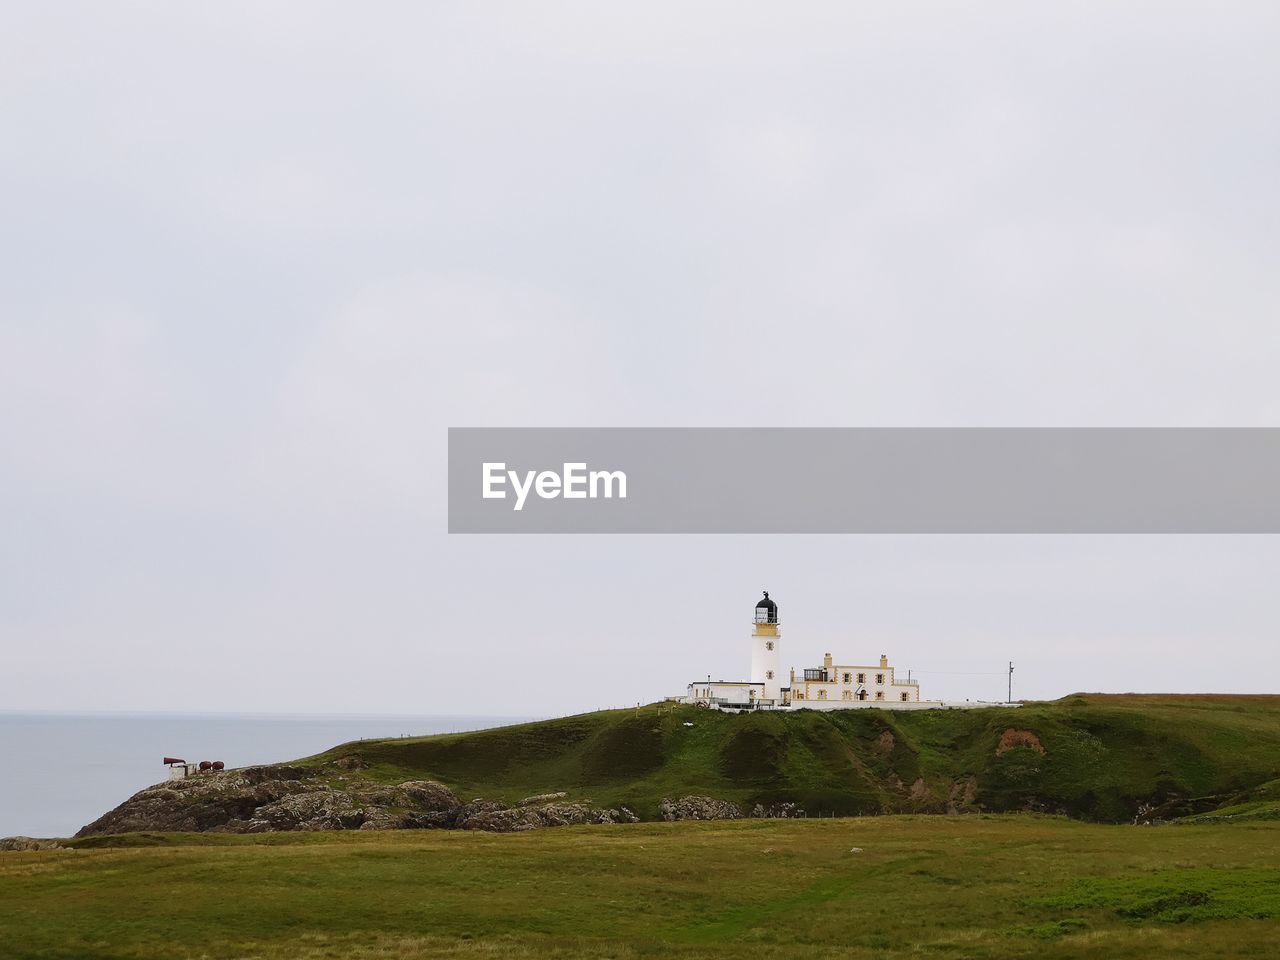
[305,694,1280,823]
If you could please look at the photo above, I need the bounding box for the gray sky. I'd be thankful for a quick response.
[3,2,1279,714]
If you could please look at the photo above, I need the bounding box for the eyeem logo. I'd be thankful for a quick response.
[482,462,627,511]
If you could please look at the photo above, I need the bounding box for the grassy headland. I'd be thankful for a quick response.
[304,694,1280,823]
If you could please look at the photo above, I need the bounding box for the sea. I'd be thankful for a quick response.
[0,712,534,839]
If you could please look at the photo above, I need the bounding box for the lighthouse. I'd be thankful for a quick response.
[676,590,968,711]
[750,591,782,701]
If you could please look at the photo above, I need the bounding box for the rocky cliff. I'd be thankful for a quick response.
[74,765,641,837]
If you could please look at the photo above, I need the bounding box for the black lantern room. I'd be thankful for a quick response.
[754,591,778,624]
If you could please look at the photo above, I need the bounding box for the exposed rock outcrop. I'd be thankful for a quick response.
[659,796,743,821]
[457,801,637,832]
[220,789,366,833]
[750,802,805,819]
[75,766,317,836]
[75,766,464,837]
[0,837,65,852]
[356,780,464,829]
[74,766,636,838]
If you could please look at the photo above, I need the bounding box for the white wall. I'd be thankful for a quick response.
[750,628,782,700]
[686,681,764,705]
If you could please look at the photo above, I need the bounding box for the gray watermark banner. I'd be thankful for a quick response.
[448,428,1280,533]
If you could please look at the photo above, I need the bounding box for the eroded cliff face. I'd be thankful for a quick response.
[72,772,816,838]
[73,765,639,837]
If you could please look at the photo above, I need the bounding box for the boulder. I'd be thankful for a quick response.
[394,781,464,816]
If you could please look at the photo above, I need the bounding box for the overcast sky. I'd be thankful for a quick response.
[3,2,1279,715]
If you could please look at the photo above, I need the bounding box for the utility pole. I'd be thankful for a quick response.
[1008,661,1014,703]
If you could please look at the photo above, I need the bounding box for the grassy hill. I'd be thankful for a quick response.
[305,694,1280,824]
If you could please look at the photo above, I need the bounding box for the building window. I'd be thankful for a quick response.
[765,641,774,651]
[901,692,910,701]
[842,672,851,683]
[795,691,804,699]
[875,691,885,701]
[856,673,866,684]
[842,690,852,701]
[766,670,774,680]
[817,689,827,700]
[858,689,868,700]
[876,674,885,685]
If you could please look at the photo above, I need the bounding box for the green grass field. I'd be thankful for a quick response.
[4,816,1279,959]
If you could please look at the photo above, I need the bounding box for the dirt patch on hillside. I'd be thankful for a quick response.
[997,729,1045,755]
[874,730,896,754]
[947,776,979,813]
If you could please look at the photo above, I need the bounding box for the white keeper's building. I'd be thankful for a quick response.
[675,592,1014,712]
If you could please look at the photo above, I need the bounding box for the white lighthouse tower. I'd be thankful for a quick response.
[750,591,782,702]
